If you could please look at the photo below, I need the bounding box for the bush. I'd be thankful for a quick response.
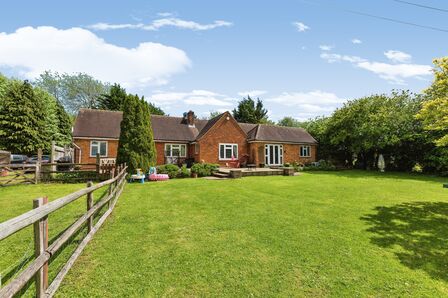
[156,164,179,179]
[178,165,190,178]
[191,163,219,177]
[291,161,304,172]
[412,163,423,173]
[303,160,336,171]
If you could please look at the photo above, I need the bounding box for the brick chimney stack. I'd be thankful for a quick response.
[186,110,195,127]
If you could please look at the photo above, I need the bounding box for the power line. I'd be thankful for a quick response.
[392,0,448,13]
[299,0,448,34]
[345,9,448,33]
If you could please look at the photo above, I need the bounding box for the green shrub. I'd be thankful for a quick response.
[291,161,304,172]
[412,163,423,173]
[156,164,179,179]
[191,163,219,177]
[178,165,190,178]
[303,160,336,171]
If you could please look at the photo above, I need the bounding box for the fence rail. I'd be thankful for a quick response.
[0,155,117,186]
[0,164,127,298]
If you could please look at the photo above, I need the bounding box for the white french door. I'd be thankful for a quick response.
[265,144,283,166]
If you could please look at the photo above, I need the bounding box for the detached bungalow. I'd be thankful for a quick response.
[73,109,317,167]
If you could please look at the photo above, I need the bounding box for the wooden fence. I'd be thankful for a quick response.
[0,165,127,297]
[0,155,117,187]
[0,164,38,187]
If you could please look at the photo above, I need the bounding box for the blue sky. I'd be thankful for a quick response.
[0,0,446,120]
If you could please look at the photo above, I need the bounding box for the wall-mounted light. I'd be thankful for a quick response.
[226,116,230,120]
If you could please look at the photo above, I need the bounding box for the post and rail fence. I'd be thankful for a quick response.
[0,164,127,297]
[0,152,117,187]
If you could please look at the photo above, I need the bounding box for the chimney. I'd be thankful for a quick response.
[186,110,195,127]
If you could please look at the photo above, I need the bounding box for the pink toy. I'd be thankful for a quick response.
[148,167,169,181]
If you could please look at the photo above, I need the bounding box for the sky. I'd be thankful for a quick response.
[0,0,447,120]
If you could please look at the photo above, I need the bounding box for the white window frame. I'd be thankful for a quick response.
[265,144,283,165]
[90,140,108,157]
[165,143,187,157]
[219,143,238,160]
[300,146,311,157]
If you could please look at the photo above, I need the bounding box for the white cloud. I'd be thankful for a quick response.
[351,38,362,44]
[237,90,267,97]
[356,61,431,84]
[320,51,431,84]
[319,45,334,51]
[151,90,234,107]
[88,17,233,31]
[266,90,344,120]
[384,50,412,63]
[292,22,310,32]
[0,26,191,87]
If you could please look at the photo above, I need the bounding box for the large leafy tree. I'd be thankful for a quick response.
[232,96,269,123]
[321,91,426,169]
[0,80,47,154]
[277,116,302,127]
[117,94,156,174]
[416,57,448,147]
[35,71,110,114]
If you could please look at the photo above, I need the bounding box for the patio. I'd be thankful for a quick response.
[217,167,284,177]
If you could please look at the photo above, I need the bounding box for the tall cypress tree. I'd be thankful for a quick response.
[116,94,157,173]
[0,80,47,154]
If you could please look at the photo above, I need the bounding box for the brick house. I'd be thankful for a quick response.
[73,109,317,167]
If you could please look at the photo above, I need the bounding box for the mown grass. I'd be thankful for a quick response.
[0,182,109,296]
[45,170,448,297]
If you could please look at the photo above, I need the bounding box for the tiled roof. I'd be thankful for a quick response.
[73,109,123,139]
[73,109,317,144]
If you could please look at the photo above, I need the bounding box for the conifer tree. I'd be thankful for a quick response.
[117,95,157,173]
[0,80,47,154]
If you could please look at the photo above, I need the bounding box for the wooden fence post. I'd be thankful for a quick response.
[86,181,93,233]
[96,153,100,181]
[33,197,48,298]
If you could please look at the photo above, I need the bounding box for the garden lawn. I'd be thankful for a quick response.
[2,171,448,297]
[0,183,108,296]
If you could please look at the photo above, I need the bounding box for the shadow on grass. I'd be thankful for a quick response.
[361,202,448,281]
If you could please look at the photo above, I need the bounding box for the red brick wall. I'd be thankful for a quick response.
[73,138,118,164]
[197,116,248,165]
[248,143,317,166]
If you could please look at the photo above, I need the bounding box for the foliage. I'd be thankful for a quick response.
[303,160,336,171]
[55,100,73,145]
[146,100,165,116]
[207,111,222,120]
[0,80,47,154]
[35,71,110,114]
[98,83,127,111]
[156,164,180,179]
[412,163,423,173]
[190,163,219,177]
[416,58,448,147]
[178,164,190,178]
[277,116,303,127]
[311,91,429,171]
[116,94,157,174]
[232,96,269,124]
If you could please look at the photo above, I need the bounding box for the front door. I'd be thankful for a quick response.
[265,144,283,166]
